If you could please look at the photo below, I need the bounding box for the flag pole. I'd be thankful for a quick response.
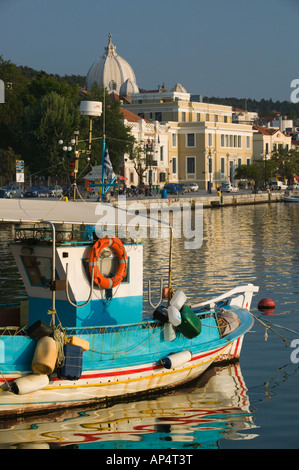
[101,86,106,202]
[101,134,105,201]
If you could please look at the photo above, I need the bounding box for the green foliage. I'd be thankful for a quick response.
[21,92,80,179]
[206,96,299,120]
[0,147,23,185]
[271,148,299,182]
[0,58,134,183]
[234,164,262,182]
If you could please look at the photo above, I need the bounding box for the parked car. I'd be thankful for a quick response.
[47,185,63,197]
[270,181,287,190]
[287,183,299,190]
[37,187,50,197]
[24,186,45,197]
[221,183,238,193]
[164,183,186,194]
[183,182,199,192]
[0,184,23,198]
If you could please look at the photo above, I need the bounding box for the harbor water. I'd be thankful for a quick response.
[0,202,299,449]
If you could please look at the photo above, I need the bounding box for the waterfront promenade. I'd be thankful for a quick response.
[0,190,283,224]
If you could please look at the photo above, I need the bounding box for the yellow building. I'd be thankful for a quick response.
[124,84,254,189]
[252,124,292,161]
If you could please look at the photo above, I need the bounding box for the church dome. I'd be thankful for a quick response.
[171,83,187,93]
[86,34,139,94]
[120,78,139,96]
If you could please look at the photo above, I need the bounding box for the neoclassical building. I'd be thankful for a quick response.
[124,86,254,189]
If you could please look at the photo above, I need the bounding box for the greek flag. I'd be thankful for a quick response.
[103,145,116,183]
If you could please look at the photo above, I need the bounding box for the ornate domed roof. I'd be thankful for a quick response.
[171,83,187,93]
[120,78,139,96]
[86,34,139,94]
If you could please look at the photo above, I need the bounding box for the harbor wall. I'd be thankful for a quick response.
[112,192,282,209]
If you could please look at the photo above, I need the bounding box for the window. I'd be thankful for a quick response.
[224,116,228,123]
[109,80,117,91]
[238,136,242,148]
[172,157,177,174]
[155,112,162,121]
[208,134,213,146]
[159,172,166,182]
[221,157,225,175]
[182,112,186,122]
[186,157,195,174]
[22,256,56,287]
[238,158,242,167]
[172,134,177,147]
[246,136,250,149]
[206,114,209,121]
[160,146,164,161]
[214,115,218,122]
[221,134,225,147]
[187,133,195,147]
[197,113,201,122]
[246,158,251,166]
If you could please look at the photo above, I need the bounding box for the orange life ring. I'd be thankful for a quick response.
[89,236,127,289]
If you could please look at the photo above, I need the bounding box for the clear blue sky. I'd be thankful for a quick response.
[0,0,298,102]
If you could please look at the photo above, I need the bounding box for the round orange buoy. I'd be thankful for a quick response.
[258,298,276,311]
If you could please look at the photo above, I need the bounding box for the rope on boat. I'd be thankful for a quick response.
[249,312,288,346]
[53,327,66,368]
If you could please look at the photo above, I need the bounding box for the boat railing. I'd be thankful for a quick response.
[191,284,259,309]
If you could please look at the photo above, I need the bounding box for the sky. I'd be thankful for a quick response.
[0,0,298,102]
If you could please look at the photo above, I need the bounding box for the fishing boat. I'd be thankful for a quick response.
[283,189,299,202]
[0,199,259,418]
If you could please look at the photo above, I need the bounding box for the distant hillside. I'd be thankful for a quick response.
[19,65,86,88]
[15,64,299,120]
[204,96,299,120]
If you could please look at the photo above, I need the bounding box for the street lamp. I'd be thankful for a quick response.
[261,151,270,187]
[204,147,215,193]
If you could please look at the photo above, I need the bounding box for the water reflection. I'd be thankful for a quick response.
[0,363,257,449]
[143,204,299,316]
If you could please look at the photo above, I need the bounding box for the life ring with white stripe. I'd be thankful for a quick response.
[89,236,127,289]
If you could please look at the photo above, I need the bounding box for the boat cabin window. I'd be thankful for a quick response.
[21,256,57,287]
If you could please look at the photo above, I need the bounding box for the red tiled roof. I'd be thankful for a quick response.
[120,108,150,124]
[253,124,279,136]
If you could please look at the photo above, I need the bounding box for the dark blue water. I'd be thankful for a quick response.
[0,202,298,449]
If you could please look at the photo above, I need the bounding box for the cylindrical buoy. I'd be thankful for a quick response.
[32,336,58,375]
[170,290,187,311]
[164,322,176,342]
[10,374,49,395]
[167,305,181,326]
[162,350,192,369]
[258,298,276,311]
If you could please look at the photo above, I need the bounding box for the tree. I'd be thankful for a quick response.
[234,164,262,186]
[0,56,30,150]
[21,92,80,180]
[0,147,23,185]
[128,142,157,187]
[271,148,299,183]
